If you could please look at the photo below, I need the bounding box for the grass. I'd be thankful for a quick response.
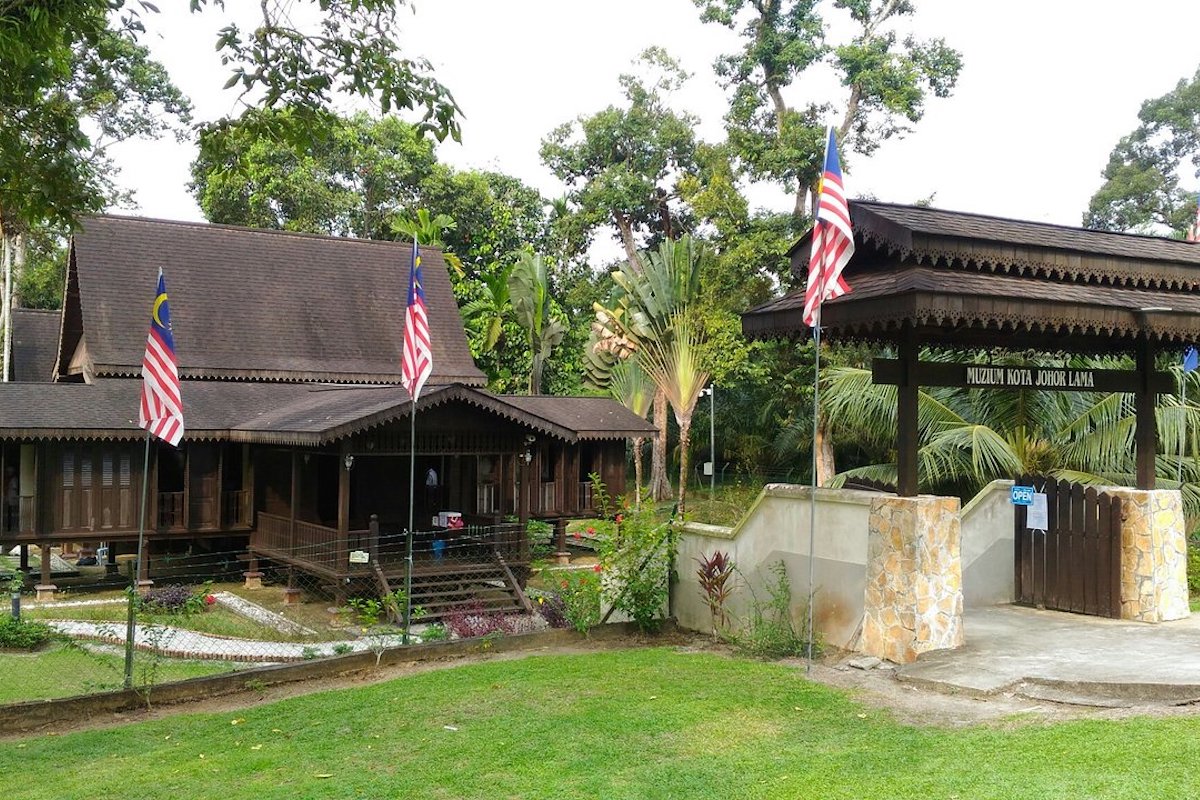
[3,647,1199,799]
[0,643,231,704]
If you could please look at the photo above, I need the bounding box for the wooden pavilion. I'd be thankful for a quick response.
[743,200,1200,495]
[0,216,653,612]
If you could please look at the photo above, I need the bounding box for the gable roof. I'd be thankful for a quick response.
[0,381,656,446]
[11,308,61,382]
[57,215,486,385]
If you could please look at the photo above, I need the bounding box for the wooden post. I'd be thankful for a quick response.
[289,450,298,545]
[553,518,569,565]
[245,444,255,527]
[215,444,224,530]
[337,450,350,536]
[896,324,920,497]
[1135,336,1157,490]
[35,542,55,601]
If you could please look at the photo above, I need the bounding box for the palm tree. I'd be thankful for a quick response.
[608,356,655,506]
[592,235,708,508]
[391,208,464,277]
[815,351,1200,518]
[508,251,566,395]
[460,264,511,356]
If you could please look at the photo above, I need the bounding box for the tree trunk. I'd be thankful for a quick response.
[632,436,644,509]
[814,414,836,487]
[676,415,693,517]
[614,212,643,273]
[649,389,671,501]
[529,349,543,395]
[1,235,11,383]
[11,232,25,309]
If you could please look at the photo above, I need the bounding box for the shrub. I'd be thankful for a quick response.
[728,561,815,660]
[597,504,673,633]
[554,569,601,634]
[0,617,56,650]
[1188,538,1200,593]
[444,601,519,639]
[419,623,449,642]
[138,583,213,615]
[332,642,353,655]
[527,519,554,559]
[696,550,736,633]
[533,588,569,629]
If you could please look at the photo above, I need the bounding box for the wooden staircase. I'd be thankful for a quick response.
[398,555,532,621]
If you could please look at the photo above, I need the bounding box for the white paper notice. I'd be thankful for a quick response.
[1027,493,1048,530]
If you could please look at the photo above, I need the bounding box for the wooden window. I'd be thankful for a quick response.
[120,454,131,487]
[80,455,92,488]
[62,452,74,488]
[102,454,114,487]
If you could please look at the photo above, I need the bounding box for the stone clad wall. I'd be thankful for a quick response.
[861,495,965,664]
[1104,487,1189,623]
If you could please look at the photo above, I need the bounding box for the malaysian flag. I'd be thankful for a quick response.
[802,127,856,327]
[1187,193,1200,242]
[138,268,184,446]
[402,239,433,401]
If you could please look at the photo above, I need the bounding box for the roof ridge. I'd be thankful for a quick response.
[853,199,1190,247]
[83,213,442,252]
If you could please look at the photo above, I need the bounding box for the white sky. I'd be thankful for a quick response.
[111,0,1200,238]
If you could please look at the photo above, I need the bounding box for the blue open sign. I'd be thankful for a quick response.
[1010,485,1035,506]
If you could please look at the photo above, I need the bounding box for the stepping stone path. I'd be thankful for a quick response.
[212,591,318,637]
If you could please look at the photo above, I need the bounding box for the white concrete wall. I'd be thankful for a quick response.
[674,485,875,650]
[959,480,1016,607]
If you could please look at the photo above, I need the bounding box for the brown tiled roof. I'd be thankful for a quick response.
[788,201,1200,291]
[750,201,1200,352]
[11,308,61,382]
[0,381,655,445]
[61,215,486,385]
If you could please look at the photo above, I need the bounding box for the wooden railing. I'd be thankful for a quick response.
[253,512,373,575]
[477,482,499,514]
[157,492,185,530]
[539,481,556,511]
[222,490,250,527]
[578,481,594,512]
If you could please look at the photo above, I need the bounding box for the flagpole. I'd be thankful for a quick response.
[123,429,152,689]
[403,397,416,645]
[805,125,833,673]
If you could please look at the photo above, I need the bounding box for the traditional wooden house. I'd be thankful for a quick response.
[0,216,653,613]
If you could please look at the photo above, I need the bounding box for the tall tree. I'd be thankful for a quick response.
[1084,67,1200,234]
[694,0,962,219]
[543,48,701,499]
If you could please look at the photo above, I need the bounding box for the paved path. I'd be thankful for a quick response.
[898,605,1200,705]
[45,619,411,663]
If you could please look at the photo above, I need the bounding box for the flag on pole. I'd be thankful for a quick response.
[1187,194,1200,243]
[138,269,184,446]
[802,127,856,327]
[401,239,433,401]
[1185,347,1199,373]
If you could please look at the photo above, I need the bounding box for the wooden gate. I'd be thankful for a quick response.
[1013,475,1122,618]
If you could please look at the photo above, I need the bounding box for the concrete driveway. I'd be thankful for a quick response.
[896,604,1200,706]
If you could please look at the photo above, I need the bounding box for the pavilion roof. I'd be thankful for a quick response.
[746,201,1200,352]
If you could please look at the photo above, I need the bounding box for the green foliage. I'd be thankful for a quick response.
[137,583,215,616]
[694,0,962,215]
[546,569,603,634]
[597,504,674,633]
[331,642,353,656]
[418,623,449,643]
[526,518,555,560]
[727,560,813,659]
[1188,537,1200,594]
[0,616,56,650]
[508,252,568,394]
[1084,67,1200,234]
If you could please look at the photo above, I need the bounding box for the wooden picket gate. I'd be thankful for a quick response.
[1013,475,1122,618]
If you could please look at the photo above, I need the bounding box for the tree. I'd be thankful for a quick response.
[694,0,963,219]
[1084,67,1200,234]
[193,111,437,239]
[508,252,568,395]
[540,47,699,266]
[592,236,711,511]
[608,357,655,505]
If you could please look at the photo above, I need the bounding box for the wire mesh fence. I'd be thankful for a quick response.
[0,519,641,710]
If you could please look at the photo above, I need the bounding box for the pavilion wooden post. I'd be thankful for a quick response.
[1135,336,1157,490]
[288,451,298,546]
[337,450,350,537]
[896,324,920,497]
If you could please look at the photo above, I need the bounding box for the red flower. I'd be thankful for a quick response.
[615,514,623,524]
[592,564,603,573]
[204,595,216,606]
[572,530,582,540]
[559,580,569,590]
[586,526,595,535]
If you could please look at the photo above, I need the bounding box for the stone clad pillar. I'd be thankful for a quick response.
[861,495,964,664]
[1104,487,1189,623]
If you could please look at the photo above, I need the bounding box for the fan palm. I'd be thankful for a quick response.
[609,356,655,505]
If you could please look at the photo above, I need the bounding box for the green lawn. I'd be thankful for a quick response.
[3,647,1199,799]
[0,644,231,703]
